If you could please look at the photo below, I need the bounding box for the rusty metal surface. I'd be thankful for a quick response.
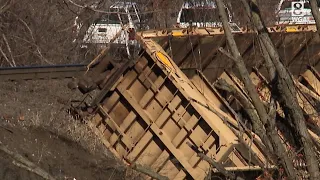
[217,67,320,138]
[78,38,270,180]
[70,25,320,179]
[214,67,320,177]
[137,26,320,84]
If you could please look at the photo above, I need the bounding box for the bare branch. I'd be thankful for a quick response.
[214,78,275,155]
[0,47,14,67]
[124,159,169,180]
[2,34,16,66]
[186,141,244,180]
[0,0,14,14]
[189,97,272,168]
[10,12,54,65]
[310,0,320,36]
[257,38,276,81]
[66,0,161,15]
[241,0,320,178]
[295,80,320,102]
[216,0,297,178]
[86,24,129,72]
[218,47,237,62]
[216,0,270,129]
[0,141,56,180]
[66,0,86,9]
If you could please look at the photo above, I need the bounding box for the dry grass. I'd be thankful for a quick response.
[0,80,112,156]
[19,110,106,156]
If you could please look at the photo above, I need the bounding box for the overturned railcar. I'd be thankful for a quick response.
[71,37,269,179]
[71,24,320,179]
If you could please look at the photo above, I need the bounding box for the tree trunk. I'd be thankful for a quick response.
[214,78,277,163]
[310,0,320,35]
[129,161,169,180]
[0,142,56,180]
[215,0,297,179]
[257,38,276,81]
[189,97,272,168]
[198,153,245,180]
[186,140,245,180]
[241,0,320,179]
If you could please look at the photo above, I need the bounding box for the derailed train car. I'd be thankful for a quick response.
[72,38,269,179]
[70,24,320,179]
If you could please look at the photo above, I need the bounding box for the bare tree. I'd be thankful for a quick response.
[215,1,298,179]
[0,141,56,180]
[310,0,320,35]
[240,0,320,179]
[0,0,108,67]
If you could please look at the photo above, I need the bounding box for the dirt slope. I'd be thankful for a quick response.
[0,80,126,180]
[0,126,124,180]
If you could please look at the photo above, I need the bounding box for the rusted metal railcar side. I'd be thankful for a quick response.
[83,38,269,179]
[69,25,320,179]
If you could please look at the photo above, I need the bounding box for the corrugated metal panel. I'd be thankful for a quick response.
[84,38,268,179]
[137,26,320,83]
[71,25,320,179]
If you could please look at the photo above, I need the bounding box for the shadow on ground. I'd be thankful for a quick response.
[0,125,125,180]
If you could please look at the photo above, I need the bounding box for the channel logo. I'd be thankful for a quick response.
[292,1,306,17]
